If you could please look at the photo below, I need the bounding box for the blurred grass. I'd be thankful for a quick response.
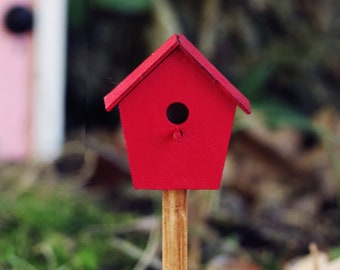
[0,164,138,270]
[329,246,340,260]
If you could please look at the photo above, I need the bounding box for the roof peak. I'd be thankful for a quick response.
[104,33,250,114]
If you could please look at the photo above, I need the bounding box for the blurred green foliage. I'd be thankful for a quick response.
[329,246,340,260]
[237,63,273,105]
[68,0,151,30]
[236,63,314,132]
[0,174,137,270]
[68,0,87,29]
[95,0,151,14]
[68,0,152,30]
[256,251,283,270]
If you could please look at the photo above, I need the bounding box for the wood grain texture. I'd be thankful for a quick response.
[162,190,188,270]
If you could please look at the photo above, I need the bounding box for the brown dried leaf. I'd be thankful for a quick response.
[206,256,262,270]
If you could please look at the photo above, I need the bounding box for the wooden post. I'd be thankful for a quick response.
[162,189,188,270]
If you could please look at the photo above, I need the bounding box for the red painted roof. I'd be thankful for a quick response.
[104,34,251,114]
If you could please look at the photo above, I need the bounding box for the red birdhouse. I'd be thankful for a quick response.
[104,34,250,190]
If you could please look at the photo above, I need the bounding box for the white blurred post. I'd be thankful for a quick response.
[32,0,67,161]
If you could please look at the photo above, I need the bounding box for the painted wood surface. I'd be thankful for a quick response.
[104,33,251,190]
[31,0,67,161]
[0,0,67,161]
[0,0,32,160]
[118,47,236,189]
[162,190,187,270]
[104,34,250,113]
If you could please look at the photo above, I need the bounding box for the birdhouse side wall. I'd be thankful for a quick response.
[119,49,237,189]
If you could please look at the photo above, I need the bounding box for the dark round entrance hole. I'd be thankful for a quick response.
[166,102,189,124]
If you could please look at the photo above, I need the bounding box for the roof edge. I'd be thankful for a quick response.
[177,34,251,114]
[104,33,251,114]
[104,34,180,112]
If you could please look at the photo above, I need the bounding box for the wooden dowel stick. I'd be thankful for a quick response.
[162,189,188,270]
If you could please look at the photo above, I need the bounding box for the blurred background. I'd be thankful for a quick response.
[1,0,340,269]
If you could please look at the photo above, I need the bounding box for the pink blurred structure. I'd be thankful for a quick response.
[0,0,67,162]
[0,0,32,160]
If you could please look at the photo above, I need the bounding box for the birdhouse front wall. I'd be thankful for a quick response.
[119,48,236,190]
